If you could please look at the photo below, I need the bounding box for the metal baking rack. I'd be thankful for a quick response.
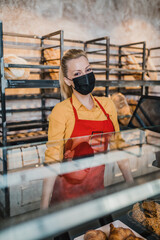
[84,38,160,126]
[147,46,160,95]
[84,39,159,96]
[84,36,110,96]
[0,20,160,171]
[0,22,64,149]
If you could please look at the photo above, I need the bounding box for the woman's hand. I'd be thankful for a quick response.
[64,149,75,161]
[89,135,109,154]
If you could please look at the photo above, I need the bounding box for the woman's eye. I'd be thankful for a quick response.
[86,68,92,72]
[74,72,80,76]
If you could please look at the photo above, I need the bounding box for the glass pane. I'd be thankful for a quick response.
[0,127,160,239]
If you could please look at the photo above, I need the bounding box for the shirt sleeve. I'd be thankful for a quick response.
[107,98,120,132]
[45,103,66,164]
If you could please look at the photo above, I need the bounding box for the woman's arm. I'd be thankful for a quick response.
[41,162,61,209]
[117,159,134,183]
[106,99,134,183]
[40,175,57,209]
[41,103,66,209]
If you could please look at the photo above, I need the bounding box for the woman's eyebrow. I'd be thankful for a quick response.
[85,65,91,69]
[72,70,81,73]
[72,65,91,73]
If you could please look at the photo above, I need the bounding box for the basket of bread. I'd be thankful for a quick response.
[128,200,160,238]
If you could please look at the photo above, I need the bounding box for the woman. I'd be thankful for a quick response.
[41,49,133,209]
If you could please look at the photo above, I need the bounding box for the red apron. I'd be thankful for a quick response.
[50,97,115,204]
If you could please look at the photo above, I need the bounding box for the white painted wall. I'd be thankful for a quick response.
[0,0,160,47]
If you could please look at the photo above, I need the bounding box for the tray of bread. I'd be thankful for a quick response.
[128,200,160,239]
[74,220,145,240]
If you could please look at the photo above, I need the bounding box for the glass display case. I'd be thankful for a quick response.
[0,127,160,240]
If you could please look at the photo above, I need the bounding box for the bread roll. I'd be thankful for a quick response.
[84,229,107,240]
[4,54,30,80]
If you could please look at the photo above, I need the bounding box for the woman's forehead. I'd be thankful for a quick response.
[67,56,89,71]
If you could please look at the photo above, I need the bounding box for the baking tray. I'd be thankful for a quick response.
[74,220,145,240]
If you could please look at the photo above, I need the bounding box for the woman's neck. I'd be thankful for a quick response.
[73,90,94,110]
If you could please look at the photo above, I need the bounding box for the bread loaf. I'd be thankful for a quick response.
[4,54,30,80]
[123,52,142,81]
[125,54,141,73]
[111,93,132,125]
[146,57,158,81]
[84,229,107,240]
[43,48,60,80]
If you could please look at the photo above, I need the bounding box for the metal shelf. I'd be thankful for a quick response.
[4,63,60,70]
[95,80,160,87]
[6,80,60,89]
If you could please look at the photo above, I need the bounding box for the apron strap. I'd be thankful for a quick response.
[70,97,79,120]
[94,98,110,119]
[70,96,110,120]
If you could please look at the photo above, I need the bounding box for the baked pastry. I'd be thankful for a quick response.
[4,54,30,80]
[108,223,134,240]
[84,229,107,240]
[132,203,146,224]
[141,200,158,216]
[132,200,160,236]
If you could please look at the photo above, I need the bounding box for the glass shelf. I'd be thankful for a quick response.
[0,127,160,239]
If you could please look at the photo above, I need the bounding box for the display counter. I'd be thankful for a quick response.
[0,127,160,240]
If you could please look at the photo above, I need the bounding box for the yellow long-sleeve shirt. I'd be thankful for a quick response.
[45,94,120,163]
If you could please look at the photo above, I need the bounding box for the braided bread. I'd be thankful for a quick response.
[108,223,135,240]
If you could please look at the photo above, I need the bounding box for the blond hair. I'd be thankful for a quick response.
[59,49,88,99]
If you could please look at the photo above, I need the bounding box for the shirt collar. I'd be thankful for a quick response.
[71,93,99,110]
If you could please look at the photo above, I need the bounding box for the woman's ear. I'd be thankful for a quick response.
[64,77,72,86]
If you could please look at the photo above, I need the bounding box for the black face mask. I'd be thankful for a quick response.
[68,72,95,95]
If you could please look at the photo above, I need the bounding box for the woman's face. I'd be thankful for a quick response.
[64,56,92,88]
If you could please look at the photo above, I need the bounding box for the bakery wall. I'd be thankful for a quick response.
[0,0,160,47]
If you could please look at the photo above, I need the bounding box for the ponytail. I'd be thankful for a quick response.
[59,66,73,99]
